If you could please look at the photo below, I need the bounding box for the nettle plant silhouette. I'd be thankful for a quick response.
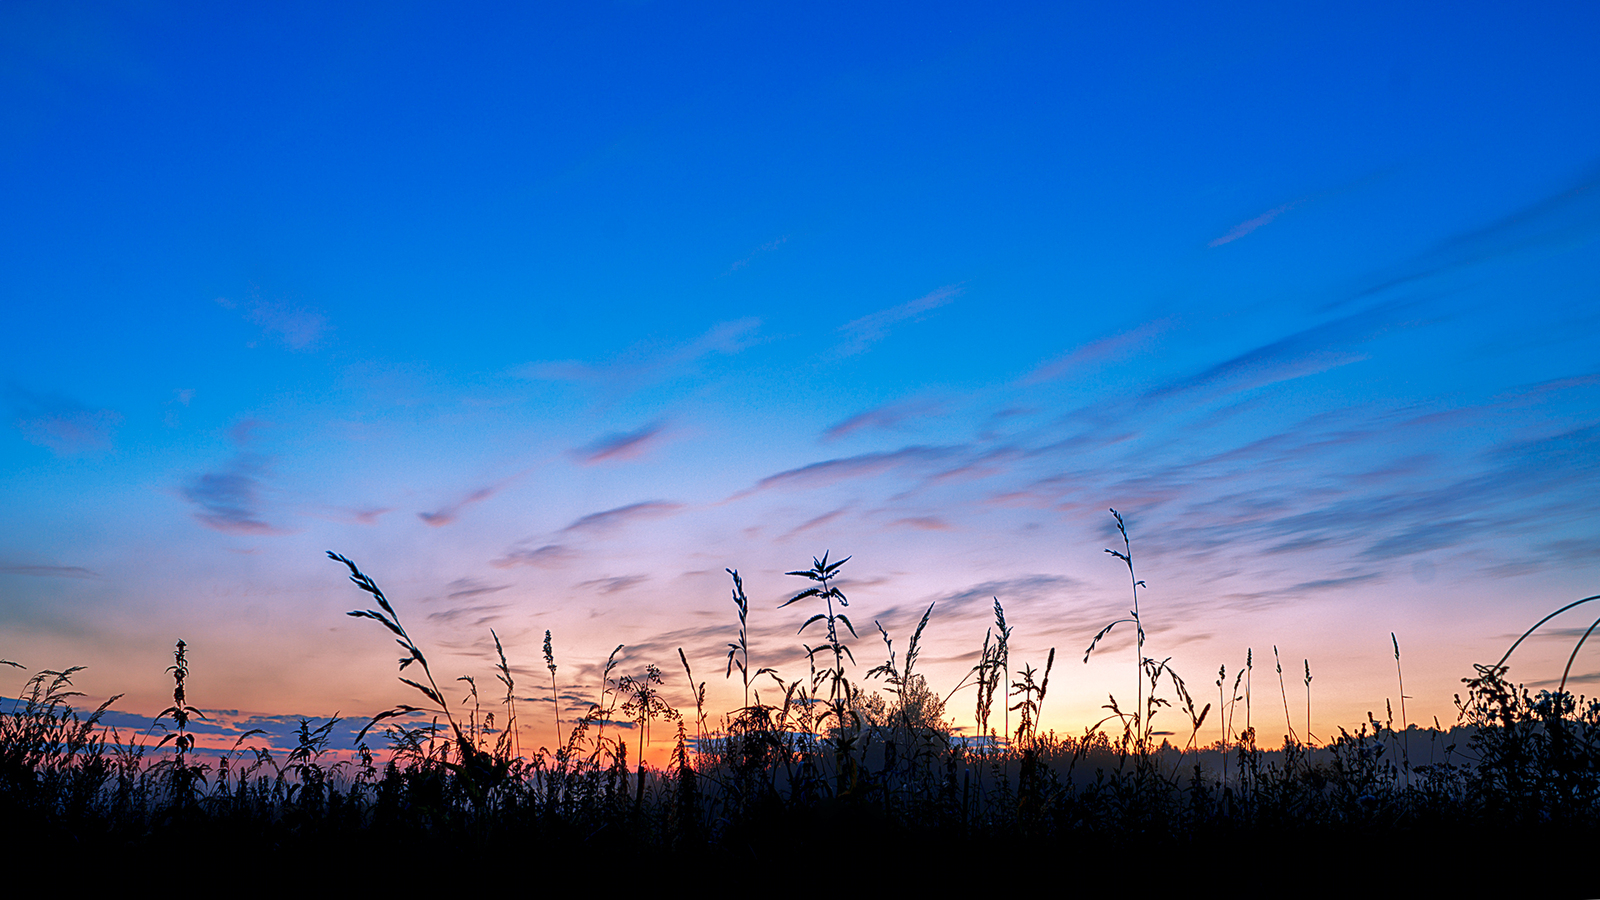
[155,640,204,758]
[781,553,858,736]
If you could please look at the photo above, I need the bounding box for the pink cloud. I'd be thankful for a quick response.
[490,544,576,569]
[576,420,667,464]
[0,564,99,578]
[824,398,943,442]
[836,285,961,356]
[562,501,683,534]
[739,446,959,497]
[724,235,789,274]
[183,454,285,534]
[219,293,332,350]
[1209,202,1297,247]
[889,516,951,531]
[1024,320,1170,384]
[420,471,528,526]
[17,409,121,456]
[782,506,853,539]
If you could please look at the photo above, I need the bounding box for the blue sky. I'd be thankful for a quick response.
[2,2,1597,750]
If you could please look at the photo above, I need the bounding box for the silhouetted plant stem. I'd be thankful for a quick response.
[1393,632,1411,783]
[1304,658,1313,747]
[1273,646,1297,746]
[544,629,559,754]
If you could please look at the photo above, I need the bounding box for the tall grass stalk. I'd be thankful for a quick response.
[725,568,752,711]
[1085,509,1149,753]
[1303,659,1312,747]
[543,629,558,755]
[331,552,466,750]
[1273,646,1297,746]
[492,629,518,760]
[1392,632,1411,783]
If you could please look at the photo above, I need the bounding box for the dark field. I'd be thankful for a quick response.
[5,542,1599,893]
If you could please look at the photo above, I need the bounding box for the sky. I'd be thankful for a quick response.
[2,1,1598,756]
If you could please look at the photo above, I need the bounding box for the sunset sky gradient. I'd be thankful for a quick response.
[3,2,1598,754]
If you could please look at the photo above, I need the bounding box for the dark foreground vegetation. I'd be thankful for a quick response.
[4,517,1599,891]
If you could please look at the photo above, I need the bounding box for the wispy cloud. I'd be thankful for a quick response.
[577,574,649,594]
[562,501,683,535]
[824,398,943,442]
[1048,389,1600,602]
[216,293,332,351]
[888,516,951,531]
[1212,572,1388,613]
[420,470,528,527]
[445,578,510,600]
[490,502,685,571]
[782,506,853,540]
[420,487,499,527]
[1209,201,1299,247]
[513,319,761,391]
[836,285,961,356]
[182,453,281,535]
[426,604,507,627]
[1284,573,1386,593]
[739,445,962,497]
[7,385,121,457]
[0,564,99,578]
[575,420,667,464]
[490,543,575,570]
[162,388,196,427]
[932,574,1086,617]
[723,235,788,275]
[180,419,286,535]
[1333,164,1600,312]
[1024,320,1171,385]
[17,409,122,456]
[1141,305,1402,403]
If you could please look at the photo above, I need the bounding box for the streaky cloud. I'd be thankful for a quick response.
[490,543,575,570]
[420,471,527,527]
[933,574,1085,615]
[1284,573,1385,593]
[576,420,667,464]
[419,486,498,527]
[512,319,761,392]
[1208,201,1298,247]
[1141,304,1402,402]
[218,294,332,351]
[7,384,121,457]
[17,409,122,456]
[427,603,508,627]
[577,574,649,594]
[1023,319,1170,385]
[782,506,853,540]
[1334,163,1600,312]
[888,516,951,531]
[723,235,788,274]
[738,445,962,497]
[836,285,961,356]
[446,578,510,600]
[562,501,683,534]
[0,565,99,578]
[824,398,943,442]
